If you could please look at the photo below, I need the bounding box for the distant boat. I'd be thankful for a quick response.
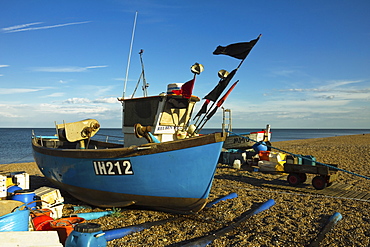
[221,108,271,150]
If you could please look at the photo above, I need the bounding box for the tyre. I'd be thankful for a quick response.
[312,176,327,190]
[287,173,301,186]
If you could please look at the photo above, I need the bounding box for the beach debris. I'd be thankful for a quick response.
[181,199,275,247]
[308,212,343,247]
[205,192,238,208]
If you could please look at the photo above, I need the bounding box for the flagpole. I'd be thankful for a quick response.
[195,34,261,132]
[196,104,217,132]
[197,80,239,132]
[182,73,197,130]
[195,100,216,132]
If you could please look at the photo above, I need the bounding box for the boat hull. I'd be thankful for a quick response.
[32,133,225,213]
[223,131,271,149]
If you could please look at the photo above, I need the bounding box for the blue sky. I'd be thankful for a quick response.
[1,0,369,129]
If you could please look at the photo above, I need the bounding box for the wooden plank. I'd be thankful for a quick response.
[340,190,362,199]
[355,192,370,200]
[360,193,370,201]
[0,231,63,247]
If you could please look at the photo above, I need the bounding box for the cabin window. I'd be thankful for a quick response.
[123,97,161,126]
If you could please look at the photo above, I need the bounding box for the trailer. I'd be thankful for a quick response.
[284,163,339,190]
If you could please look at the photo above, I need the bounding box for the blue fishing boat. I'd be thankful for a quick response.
[32,121,224,213]
[32,33,262,213]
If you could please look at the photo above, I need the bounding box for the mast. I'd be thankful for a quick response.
[122,11,138,100]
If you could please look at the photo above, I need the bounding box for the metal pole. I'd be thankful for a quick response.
[122,11,138,99]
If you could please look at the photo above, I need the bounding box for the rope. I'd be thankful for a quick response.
[223,184,370,203]
[226,130,370,180]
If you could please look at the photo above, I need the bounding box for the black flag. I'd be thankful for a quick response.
[193,99,210,120]
[213,35,261,60]
[203,69,237,102]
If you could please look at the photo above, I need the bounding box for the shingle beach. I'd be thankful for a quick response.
[1,133,369,246]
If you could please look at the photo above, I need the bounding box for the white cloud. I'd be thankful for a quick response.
[0,65,9,68]
[32,65,107,72]
[85,66,108,69]
[0,88,43,95]
[2,22,43,32]
[61,97,119,104]
[42,92,65,98]
[2,21,91,33]
[93,97,120,104]
[321,80,363,90]
[62,98,91,104]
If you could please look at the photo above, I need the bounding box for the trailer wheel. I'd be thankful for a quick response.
[312,176,327,190]
[287,173,301,186]
[298,173,307,183]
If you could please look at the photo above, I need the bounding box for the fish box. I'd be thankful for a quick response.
[286,155,302,165]
[269,152,286,164]
[0,175,6,198]
[49,204,64,219]
[258,160,283,172]
[10,172,29,190]
[219,152,245,166]
[34,187,64,208]
[302,155,316,166]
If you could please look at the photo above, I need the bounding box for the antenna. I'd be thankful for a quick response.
[122,11,138,99]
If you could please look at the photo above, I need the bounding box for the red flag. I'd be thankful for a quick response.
[171,78,195,99]
[216,80,238,107]
[181,78,195,99]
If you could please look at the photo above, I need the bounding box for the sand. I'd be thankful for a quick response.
[1,133,369,246]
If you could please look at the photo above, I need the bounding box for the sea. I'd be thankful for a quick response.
[1,128,369,165]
